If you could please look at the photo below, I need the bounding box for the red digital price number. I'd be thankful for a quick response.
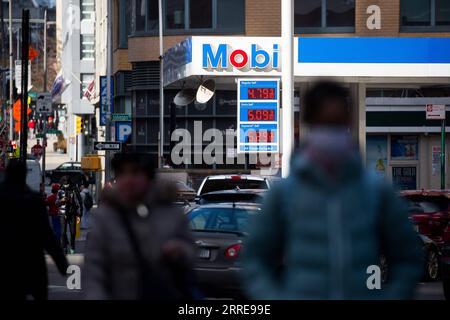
[247,109,275,121]
[248,88,275,100]
[247,130,275,143]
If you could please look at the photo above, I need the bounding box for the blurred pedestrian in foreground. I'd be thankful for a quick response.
[244,81,422,300]
[0,160,68,300]
[84,153,195,300]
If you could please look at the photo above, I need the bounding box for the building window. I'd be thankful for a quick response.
[189,0,212,29]
[132,0,244,34]
[81,0,95,20]
[81,74,95,99]
[81,34,95,59]
[166,0,185,30]
[401,0,450,30]
[147,0,159,31]
[294,0,355,33]
[119,0,132,48]
[135,0,147,32]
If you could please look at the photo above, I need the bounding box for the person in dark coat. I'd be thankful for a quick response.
[0,160,68,300]
[84,153,195,300]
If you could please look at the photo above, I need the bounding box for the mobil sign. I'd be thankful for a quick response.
[199,37,281,74]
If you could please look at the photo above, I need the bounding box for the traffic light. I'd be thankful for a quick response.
[76,116,82,134]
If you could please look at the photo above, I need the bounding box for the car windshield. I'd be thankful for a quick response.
[200,179,268,194]
[188,207,261,234]
[406,196,450,213]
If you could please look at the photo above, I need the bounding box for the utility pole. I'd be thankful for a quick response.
[281,0,294,177]
[8,0,13,141]
[41,9,48,192]
[105,0,113,182]
[441,118,446,190]
[43,9,47,92]
[19,9,29,163]
[158,0,164,168]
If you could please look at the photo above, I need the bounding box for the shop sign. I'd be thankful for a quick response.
[426,104,446,120]
[392,167,417,190]
[203,43,280,71]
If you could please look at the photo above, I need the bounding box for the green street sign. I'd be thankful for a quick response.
[112,113,131,122]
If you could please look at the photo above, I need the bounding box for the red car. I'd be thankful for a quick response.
[401,190,450,248]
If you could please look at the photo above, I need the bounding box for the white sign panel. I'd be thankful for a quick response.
[14,60,32,94]
[237,78,280,154]
[426,104,446,120]
[36,93,53,115]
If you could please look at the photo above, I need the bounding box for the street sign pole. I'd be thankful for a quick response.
[8,0,13,143]
[441,118,446,190]
[19,10,29,163]
[281,0,294,178]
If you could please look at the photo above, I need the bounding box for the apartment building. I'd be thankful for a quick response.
[56,0,96,161]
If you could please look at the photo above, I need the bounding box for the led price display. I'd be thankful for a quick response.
[247,109,275,121]
[246,130,275,143]
[247,88,275,100]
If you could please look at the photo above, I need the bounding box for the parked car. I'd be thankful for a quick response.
[441,222,450,300]
[45,162,93,186]
[196,175,270,201]
[381,234,441,283]
[401,190,450,248]
[187,202,262,298]
[198,189,267,205]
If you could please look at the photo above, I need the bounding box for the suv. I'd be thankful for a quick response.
[196,175,270,200]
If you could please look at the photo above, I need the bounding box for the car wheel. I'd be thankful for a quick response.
[444,279,450,300]
[424,249,440,281]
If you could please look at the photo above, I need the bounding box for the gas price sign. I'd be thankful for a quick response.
[237,79,279,153]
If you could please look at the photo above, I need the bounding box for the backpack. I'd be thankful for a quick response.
[83,191,94,210]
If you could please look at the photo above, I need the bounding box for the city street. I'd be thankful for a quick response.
[2,0,450,307]
[45,237,446,300]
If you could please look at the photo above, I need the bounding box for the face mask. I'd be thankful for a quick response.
[307,126,352,157]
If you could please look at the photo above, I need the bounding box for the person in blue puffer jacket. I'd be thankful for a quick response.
[243,81,422,300]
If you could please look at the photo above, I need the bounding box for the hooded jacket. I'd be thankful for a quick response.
[84,180,194,300]
[243,153,423,300]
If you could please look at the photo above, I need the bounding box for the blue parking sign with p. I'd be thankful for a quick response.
[115,122,132,143]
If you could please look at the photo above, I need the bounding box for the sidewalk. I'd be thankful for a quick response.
[28,136,70,170]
